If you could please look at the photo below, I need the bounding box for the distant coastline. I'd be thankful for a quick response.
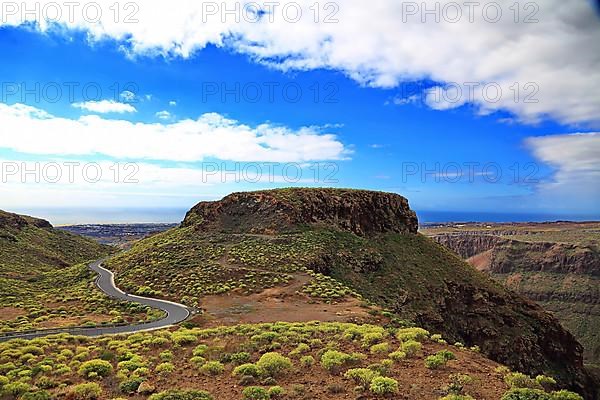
[9,207,599,226]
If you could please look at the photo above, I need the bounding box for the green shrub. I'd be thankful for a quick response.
[36,376,58,389]
[149,389,213,400]
[437,350,456,361]
[535,375,556,390]
[501,388,551,400]
[20,391,52,400]
[268,386,285,398]
[344,368,380,388]
[190,356,206,366]
[233,364,261,378]
[320,350,357,374]
[160,350,174,362]
[156,362,175,375]
[505,372,541,389]
[256,352,292,377]
[396,327,429,342]
[300,355,315,367]
[242,386,270,400]
[370,343,389,354]
[231,352,251,365]
[289,343,310,358]
[0,375,9,388]
[440,395,475,400]
[192,344,209,357]
[78,359,113,379]
[401,340,422,357]
[119,378,144,394]
[388,351,406,362]
[551,390,583,400]
[70,382,103,400]
[370,377,399,396]
[424,355,446,369]
[199,361,224,376]
[3,381,31,397]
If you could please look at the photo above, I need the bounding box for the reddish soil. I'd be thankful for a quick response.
[467,249,493,272]
[198,273,375,327]
[0,306,26,321]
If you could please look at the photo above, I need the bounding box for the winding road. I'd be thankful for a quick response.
[0,260,192,342]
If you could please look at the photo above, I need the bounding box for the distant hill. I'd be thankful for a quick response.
[106,189,596,397]
[0,209,110,279]
[0,209,159,332]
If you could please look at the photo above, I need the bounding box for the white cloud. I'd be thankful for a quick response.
[73,100,137,113]
[169,101,177,106]
[120,91,136,102]
[155,110,172,120]
[525,132,600,212]
[1,0,599,124]
[0,102,347,162]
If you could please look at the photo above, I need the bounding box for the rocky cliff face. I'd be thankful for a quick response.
[432,234,600,276]
[183,188,419,236]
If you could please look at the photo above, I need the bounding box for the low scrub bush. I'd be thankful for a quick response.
[501,388,551,400]
[199,361,224,376]
[70,382,102,400]
[233,363,261,378]
[256,352,292,377]
[344,368,380,389]
[242,386,270,400]
[370,376,399,396]
[78,359,113,379]
[148,389,213,400]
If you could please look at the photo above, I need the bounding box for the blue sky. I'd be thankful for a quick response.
[0,1,598,223]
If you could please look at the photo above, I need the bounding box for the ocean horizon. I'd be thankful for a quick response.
[10,207,599,226]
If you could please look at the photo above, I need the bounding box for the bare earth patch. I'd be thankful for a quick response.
[197,273,375,326]
[0,306,26,321]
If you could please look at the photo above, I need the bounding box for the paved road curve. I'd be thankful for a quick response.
[0,260,191,342]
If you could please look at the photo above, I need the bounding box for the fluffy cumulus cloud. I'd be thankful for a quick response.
[526,132,600,212]
[0,103,347,162]
[1,0,599,124]
[72,100,137,113]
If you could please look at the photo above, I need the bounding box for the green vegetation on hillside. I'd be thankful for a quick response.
[0,321,582,399]
[0,210,162,332]
[106,223,588,393]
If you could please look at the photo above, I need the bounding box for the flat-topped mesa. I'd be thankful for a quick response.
[182,188,419,236]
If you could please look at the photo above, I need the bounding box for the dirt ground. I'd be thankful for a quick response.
[196,272,376,327]
[0,306,25,321]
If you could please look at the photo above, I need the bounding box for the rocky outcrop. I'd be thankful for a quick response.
[183,188,419,236]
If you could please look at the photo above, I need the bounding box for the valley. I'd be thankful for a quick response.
[421,222,600,368]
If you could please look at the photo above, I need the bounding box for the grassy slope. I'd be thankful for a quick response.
[107,225,592,394]
[0,210,162,331]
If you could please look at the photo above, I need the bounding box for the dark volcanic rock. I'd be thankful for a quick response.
[183,188,418,236]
